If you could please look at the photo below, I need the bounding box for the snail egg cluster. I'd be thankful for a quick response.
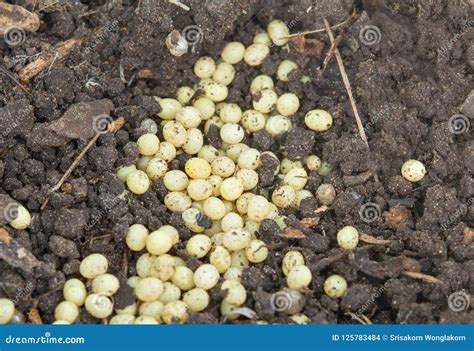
[34,20,354,326]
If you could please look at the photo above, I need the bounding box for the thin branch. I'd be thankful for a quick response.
[323,18,369,147]
[0,66,31,96]
[279,21,348,39]
[402,271,442,284]
[323,19,379,182]
[41,117,125,210]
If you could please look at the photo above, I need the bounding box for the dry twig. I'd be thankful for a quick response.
[402,271,442,284]
[323,19,379,182]
[0,66,31,96]
[41,117,125,210]
[359,233,392,245]
[19,38,81,82]
[28,308,43,324]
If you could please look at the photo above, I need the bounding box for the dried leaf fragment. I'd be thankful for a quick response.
[384,206,411,229]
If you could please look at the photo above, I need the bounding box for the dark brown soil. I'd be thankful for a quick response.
[0,0,473,324]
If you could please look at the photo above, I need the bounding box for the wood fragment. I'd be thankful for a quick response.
[359,233,392,245]
[402,271,442,284]
[0,66,31,96]
[345,311,372,324]
[300,217,320,228]
[0,228,41,273]
[0,2,40,34]
[28,307,43,324]
[322,8,361,69]
[279,21,348,39]
[280,227,306,239]
[323,19,379,183]
[41,117,125,210]
[19,38,82,82]
[290,35,324,57]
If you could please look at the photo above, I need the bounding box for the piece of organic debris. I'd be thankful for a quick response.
[402,271,442,284]
[300,217,320,227]
[348,249,401,279]
[323,19,378,182]
[166,30,189,57]
[322,7,361,69]
[19,38,81,82]
[281,227,306,239]
[463,227,473,245]
[0,66,31,96]
[0,228,41,273]
[359,233,392,245]
[137,68,160,79]
[0,2,40,35]
[28,308,43,324]
[345,312,372,325]
[343,171,373,186]
[47,99,114,140]
[383,206,411,229]
[41,117,125,210]
[290,35,324,56]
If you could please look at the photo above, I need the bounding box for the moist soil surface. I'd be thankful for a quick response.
[0,0,473,324]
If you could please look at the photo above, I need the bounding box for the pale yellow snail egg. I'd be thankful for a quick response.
[277,60,298,81]
[243,43,270,66]
[253,89,277,114]
[305,109,333,132]
[156,98,181,120]
[323,274,348,298]
[276,93,300,116]
[336,226,359,250]
[221,41,246,64]
[401,159,426,182]
[193,56,216,79]
[287,265,312,290]
[267,19,290,46]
